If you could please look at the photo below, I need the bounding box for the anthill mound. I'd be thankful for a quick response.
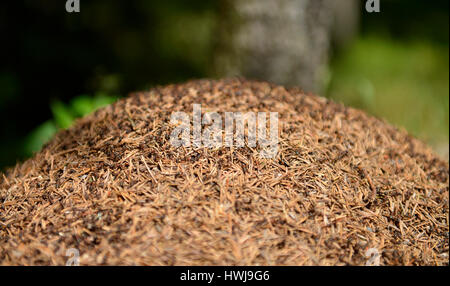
[0,79,448,265]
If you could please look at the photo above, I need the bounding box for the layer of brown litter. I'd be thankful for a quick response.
[1,79,448,265]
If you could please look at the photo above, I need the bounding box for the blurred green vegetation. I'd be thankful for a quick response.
[326,35,449,149]
[23,93,117,157]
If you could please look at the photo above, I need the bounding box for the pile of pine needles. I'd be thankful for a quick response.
[0,79,448,265]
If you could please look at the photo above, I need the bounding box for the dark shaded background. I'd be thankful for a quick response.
[0,0,448,170]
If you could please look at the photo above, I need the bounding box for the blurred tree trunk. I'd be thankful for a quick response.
[212,0,359,93]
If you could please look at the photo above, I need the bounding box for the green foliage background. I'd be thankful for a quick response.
[326,36,449,149]
[23,93,117,157]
